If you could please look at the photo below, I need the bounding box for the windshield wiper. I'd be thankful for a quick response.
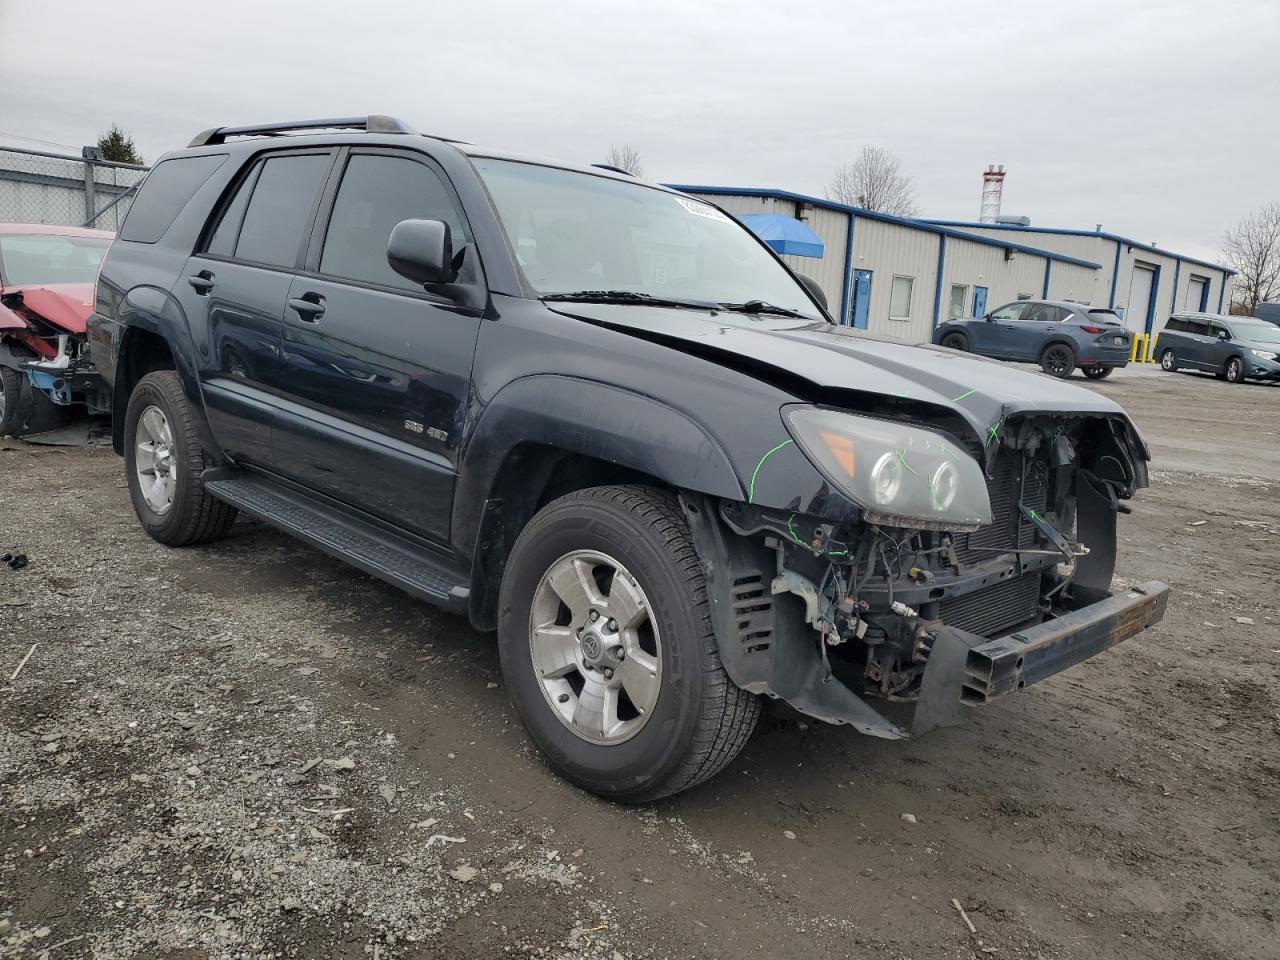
[541,290,720,311]
[718,299,809,319]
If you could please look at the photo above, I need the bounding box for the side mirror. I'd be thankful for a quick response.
[797,274,827,311]
[984,314,995,321]
[387,219,453,286]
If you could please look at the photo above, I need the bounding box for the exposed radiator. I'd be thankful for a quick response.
[940,569,1043,638]
[954,451,1048,566]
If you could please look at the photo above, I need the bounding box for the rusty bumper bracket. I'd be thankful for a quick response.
[913,580,1169,736]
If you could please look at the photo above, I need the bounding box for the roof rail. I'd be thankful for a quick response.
[187,115,418,148]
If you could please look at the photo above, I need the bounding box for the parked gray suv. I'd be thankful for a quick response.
[933,299,1132,380]
[1156,313,1280,384]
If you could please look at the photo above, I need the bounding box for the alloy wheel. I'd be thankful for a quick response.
[1044,346,1072,376]
[134,404,178,514]
[1161,350,1176,371]
[528,549,662,745]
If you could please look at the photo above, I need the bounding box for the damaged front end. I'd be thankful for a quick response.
[682,410,1168,739]
[1,288,109,434]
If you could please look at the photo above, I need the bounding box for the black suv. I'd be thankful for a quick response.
[88,116,1169,801]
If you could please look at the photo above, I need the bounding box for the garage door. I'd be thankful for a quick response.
[1186,276,1208,311]
[1126,264,1156,334]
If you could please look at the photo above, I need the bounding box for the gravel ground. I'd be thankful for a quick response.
[2,367,1278,960]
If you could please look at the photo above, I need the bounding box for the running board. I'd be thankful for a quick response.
[203,471,470,614]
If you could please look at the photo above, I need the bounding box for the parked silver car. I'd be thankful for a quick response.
[932,299,1132,380]
[1155,313,1280,384]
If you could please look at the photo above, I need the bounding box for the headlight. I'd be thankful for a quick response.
[784,407,992,531]
[1250,349,1277,361]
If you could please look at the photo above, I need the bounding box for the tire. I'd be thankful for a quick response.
[940,332,968,351]
[0,366,20,437]
[1160,349,1178,372]
[498,485,760,802]
[1225,356,1247,384]
[1082,365,1113,380]
[123,370,237,546]
[1039,343,1077,378]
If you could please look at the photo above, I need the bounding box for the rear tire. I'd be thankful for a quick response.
[1039,343,1077,378]
[124,370,237,546]
[498,485,760,802]
[940,332,968,351]
[1082,365,1113,380]
[1160,349,1178,372]
[1225,356,1246,384]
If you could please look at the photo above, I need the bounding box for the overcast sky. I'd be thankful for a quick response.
[2,0,1275,263]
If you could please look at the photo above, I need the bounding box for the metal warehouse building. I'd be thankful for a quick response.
[672,184,1233,344]
[923,220,1235,339]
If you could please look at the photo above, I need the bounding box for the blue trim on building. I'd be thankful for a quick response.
[1042,259,1052,299]
[839,213,856,324]
[1144,264,1162,336]
[1217,281,1225,313]
[666,185,1104,269]
[1108,240,1122,308]
[1170,258,1181,314]
[921,218,1236,276]
[932,235,946,329]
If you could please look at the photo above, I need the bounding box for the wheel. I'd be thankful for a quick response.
[1225,356,1246,384]
[124,370,237,546]
[1160,349,1178,372]
[940,332,968,351]
[1082,365,1113,380]
[498,485,760,802]
[0,367,20,437]
[1039,343,1077,378]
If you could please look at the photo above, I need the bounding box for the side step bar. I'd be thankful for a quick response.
[203,471,470,615]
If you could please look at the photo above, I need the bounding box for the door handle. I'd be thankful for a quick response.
[288,293,326,322]
[187,271,215,294]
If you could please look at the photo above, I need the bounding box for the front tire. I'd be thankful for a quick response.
[124,370,237,546]
[1040,343,1077,378]
[1225,356,1246,384]
[498,485,760,802]
[1082,365,1113,380]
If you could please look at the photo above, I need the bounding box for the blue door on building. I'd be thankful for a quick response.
[972,285,988,318]
[851,270,872,328]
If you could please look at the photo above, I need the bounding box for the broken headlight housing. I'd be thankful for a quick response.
[784,407,993,531]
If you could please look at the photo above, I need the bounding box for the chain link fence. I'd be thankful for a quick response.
[0,145,149,232]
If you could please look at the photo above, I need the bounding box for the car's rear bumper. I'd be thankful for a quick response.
[913,580,1169,734]
[1080,343,1132,366]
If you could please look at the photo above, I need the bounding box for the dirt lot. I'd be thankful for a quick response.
[2,368,1278,960]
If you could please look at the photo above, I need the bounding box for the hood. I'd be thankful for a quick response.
[1239,336,1280,355]
[0,283,95,335]
[550,302,1143,455]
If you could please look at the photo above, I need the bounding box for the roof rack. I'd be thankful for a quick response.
[187,115,418,148]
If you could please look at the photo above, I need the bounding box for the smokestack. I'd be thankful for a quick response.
[980,165,1006,224]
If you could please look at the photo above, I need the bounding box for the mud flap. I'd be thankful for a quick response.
[680,494,907,740]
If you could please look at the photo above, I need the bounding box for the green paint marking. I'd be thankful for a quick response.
[784,513,806,546]
[986,420,1003,446]
[952,388,976,402]
[1100,455,1128,479]
[748,439,795,504]
[894,448,917,474]
[829,549,849,557]
[928,475,944,510]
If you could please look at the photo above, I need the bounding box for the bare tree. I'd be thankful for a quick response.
[826,146,918,217]
[604,143,644,178]
[1223,203,1280,313]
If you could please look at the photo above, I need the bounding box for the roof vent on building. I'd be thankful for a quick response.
[995,214,1031,226]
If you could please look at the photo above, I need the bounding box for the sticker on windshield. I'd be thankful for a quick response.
[674,196,731,223]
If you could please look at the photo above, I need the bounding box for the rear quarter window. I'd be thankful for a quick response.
[119,155,227,243]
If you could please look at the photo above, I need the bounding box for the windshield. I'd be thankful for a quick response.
[0,234,111,286]
[472,159,821,316]
[1231,319,1280,344]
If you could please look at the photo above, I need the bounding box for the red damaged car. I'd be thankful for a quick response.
[0,223,114,436]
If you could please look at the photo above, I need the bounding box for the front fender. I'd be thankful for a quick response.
[453,374,745,557]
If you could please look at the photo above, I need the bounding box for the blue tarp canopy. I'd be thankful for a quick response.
[739,213,825,258]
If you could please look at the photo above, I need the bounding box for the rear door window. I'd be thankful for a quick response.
[318,153,471,292]
[120,155,227,243]
[1185,318,1210,336]
[232,153,332,268]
